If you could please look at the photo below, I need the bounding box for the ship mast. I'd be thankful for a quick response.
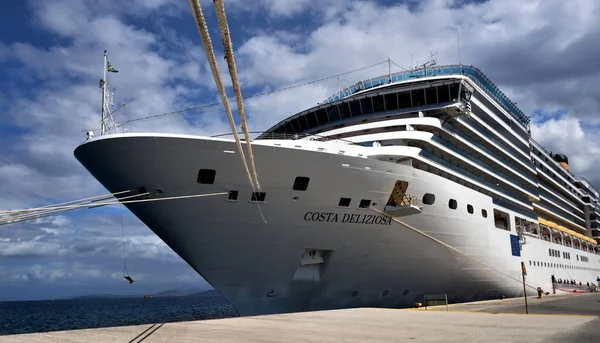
[99,50,119,136]
[100,50,108,135]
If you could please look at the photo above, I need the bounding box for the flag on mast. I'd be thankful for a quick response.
[107,61,119,73]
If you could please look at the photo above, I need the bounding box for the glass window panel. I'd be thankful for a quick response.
[449,84,459,101]
[327,105,341,122]
[315,108,329,124]
[283,121,294,133]
[425,87,437,105]
[306,112,318,128]
[412,89,425,107]
[437,85,450,103]
[360,98,374,114]
[372,95,385,112]
[384,93,399,111]
[291,118,304,132]
[339,102,351,119]
[398,92,411,108]
[349,100,362,117]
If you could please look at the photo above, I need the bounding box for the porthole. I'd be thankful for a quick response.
[250,192,266,202]
[448,199,457,210]
[481,209,487,218]
[338,198,351,207]
[467,204,474,214]
[227,190,238,201]
[359,199,371,208]
[422,193,435,205]
[197,169,216,184]
[293,176,310,191]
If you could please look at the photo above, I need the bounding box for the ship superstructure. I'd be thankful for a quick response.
[259,64,600,248]
[74,63,600,316]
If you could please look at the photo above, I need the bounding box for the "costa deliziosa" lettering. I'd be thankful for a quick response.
[303,212,391,225]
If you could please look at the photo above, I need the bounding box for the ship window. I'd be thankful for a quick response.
[250,192,266,202]
[412,89,425,107]
[372,95,385,112]
[306,112,319,128]
[227,190,238,201]
[338,197,351,207]
[327,105,341,122]
[422,193,435,205]
[437,85,450,103]
[481,209,488,218]
[339,102,351,119]
[289,118,301,132]
[283,121,294,133]
[548,248,551,256]
[384,93,398,111]
[315,108,329,125]
[425,87,437,105]
[359,199,371,208]
[293,176,310,191]
[448,199,457,210]
[197,169,216,184]
[397,92,411,108]
[349,100,362,117]
[298,116,309,131]
[449,84,459,101]
[467,204,474,214]
[360,98,373,114]
[493,208,510,231]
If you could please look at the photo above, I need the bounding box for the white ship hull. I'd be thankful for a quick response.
[74,133,600,315]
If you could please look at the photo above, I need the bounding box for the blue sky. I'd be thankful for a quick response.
[1,0,600,301]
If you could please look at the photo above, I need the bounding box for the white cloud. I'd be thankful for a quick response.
[531,116,600,182]
[225,0,330,17]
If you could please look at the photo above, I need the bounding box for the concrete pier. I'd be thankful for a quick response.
[1,293,598,343]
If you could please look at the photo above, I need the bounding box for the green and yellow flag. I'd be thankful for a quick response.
[107,61,119,73]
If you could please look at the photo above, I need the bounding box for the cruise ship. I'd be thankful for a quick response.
[74,63,600,316]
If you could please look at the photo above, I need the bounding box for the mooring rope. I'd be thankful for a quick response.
[213,0,261,192]
[0,191,228,226]
[187,0,257,195]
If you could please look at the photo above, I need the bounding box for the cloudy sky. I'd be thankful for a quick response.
[1,0,599,301]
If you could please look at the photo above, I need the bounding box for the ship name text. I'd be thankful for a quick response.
[303,212,391,225]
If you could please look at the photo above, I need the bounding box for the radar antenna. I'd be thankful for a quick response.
[412,51,438,77]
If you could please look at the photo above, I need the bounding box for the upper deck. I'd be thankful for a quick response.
[325,65,530,127]
[258,64,531,139]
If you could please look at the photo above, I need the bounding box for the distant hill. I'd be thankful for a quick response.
[71,288,214,300]
[188,289,219,297]
[73,294,137,299]
[153,288,206,297]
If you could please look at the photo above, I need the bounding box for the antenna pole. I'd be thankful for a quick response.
[337,76,345,95]
[456,29,462,73]
[101,50,108,135]
[387,57,391,82]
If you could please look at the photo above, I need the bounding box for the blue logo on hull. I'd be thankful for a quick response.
[510,234,521,257]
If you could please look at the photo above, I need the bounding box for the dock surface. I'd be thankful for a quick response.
[2,293,599,343]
